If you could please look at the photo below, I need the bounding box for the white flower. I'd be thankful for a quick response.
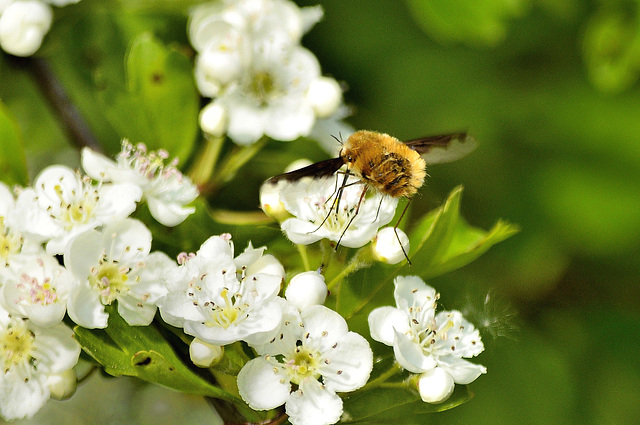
[189,0,337,145]
[371,227,410,264]
[368,276,486,403]
[157,235,284,346]
[0,306,80,420]
[20,165,142,255]
[0,254,73,327]
[285,270,327,311]
[64,218,173,329]
[0,1,52,57]
[237,304,372,425]
[0,183,45,267]
[277,175,398,248]
[82,141,198,227]
[220,44,321,145]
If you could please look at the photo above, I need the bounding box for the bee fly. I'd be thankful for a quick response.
[265,130,477,263]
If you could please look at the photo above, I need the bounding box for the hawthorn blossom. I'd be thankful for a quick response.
[82,141,198,227]
[189,0,343,145]
[0,306,80,420]
[368,276,486,403]
[0,183,44,266]
[15,165,141,255]
[157,234,285,346]
[63,218,173,329]
[0,254,73,327]
[267,175,398,248]
[237,303,372,425]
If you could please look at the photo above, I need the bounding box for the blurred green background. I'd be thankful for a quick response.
[1,0,640,424]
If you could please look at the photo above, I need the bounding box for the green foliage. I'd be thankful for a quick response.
[0,102,28,186]
[405,0,529,46]
[74,305,236,401]
[99,33,199,161]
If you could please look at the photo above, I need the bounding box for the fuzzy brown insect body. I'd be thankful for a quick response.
[341,131,426,198]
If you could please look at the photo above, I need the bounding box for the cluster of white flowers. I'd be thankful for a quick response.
[157,234,373,425]
[0,141,197,420]
[369,276,487,403]
[0,0,80,56]
[189,0,345,145]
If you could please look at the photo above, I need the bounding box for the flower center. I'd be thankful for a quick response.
[53,179,98,230]
[1,318,35,374]
[20,272,58,305]
[249,71,277,105]
[285,345,321,385]
[204,288,245,329]
[88,259,131,304]
[0,217,23,262]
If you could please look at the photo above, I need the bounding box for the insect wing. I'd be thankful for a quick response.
[405,132,477,165]
[266,157,345,184]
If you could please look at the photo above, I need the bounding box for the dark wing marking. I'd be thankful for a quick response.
[266,157,345,184]
[404,132,477,165]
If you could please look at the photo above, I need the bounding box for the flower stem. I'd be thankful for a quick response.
[326,250,370,291]
[188,135,225,188]
[296,244,311,271]
[201,136,268,195]
[358,362,404,392]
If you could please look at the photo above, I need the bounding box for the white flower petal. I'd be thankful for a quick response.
[438,356,487,385]
[117,293,157,326]
[393,329,436,373]
[67,282,108,329]
[30,323,81,373]
[81,147,118,181]
[147,196,195,227]
[322,332,373,393]
[237,357,291,410]
[0,374,49,420]
[301,305,348,353]
[286,379,343,425]
[368,306,410,346]
[393,275,437,312]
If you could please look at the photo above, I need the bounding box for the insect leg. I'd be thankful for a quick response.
[393,198,412,265]
[335,185,368,250]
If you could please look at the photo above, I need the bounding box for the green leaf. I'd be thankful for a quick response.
[74,306,237,402]
[342,385,473,423]
[0,102,28,185]
[338,186,517,330]
[101,33,199,161]
[405,0,529,47]
[582,9,640,93]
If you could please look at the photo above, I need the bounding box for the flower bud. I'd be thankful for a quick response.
[199,101,228,137]
[372,227,410,264]
[0,1,52,57]
[190,338,224,368]
[259,181,289,222]
[285,271,328,311]
[306,77,342,118]
[417,368,455,404]
[47,369,77,400]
